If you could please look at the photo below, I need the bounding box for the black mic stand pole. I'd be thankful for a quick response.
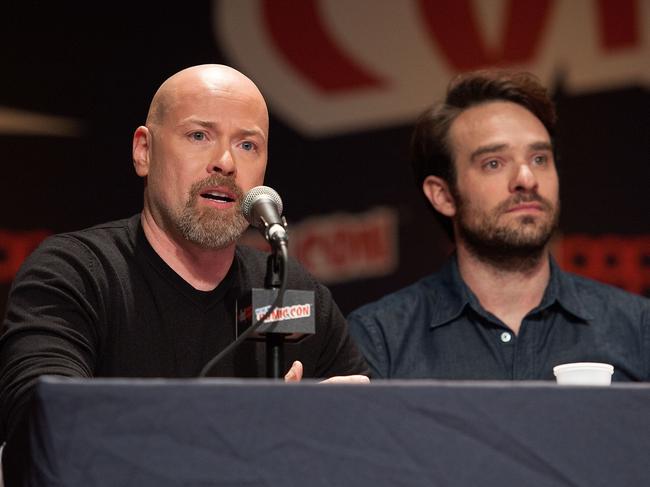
[264,246,285,379]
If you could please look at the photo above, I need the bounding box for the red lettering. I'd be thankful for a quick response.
[0,230,50,283]
[330,230,347,267]
[365,226,387,261]
[290,209,398,283]
[597,0,639,50]
[263,0,384,93]
[418,0,553,70]
[557,235,650,296]
[296,234,321,274]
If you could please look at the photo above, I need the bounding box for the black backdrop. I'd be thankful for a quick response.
[1,1,648,317]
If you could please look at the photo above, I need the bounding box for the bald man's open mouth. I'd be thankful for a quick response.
[200,188,236,204]
[188,175,243,211]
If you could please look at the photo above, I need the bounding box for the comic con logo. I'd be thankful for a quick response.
[255,303,312,323]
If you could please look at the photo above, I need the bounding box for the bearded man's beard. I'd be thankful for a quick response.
[175,175,249,249]
[455,191,560,272]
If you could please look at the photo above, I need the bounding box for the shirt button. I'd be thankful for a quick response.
[500,332,512,343]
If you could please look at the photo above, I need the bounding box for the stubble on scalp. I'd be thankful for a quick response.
[146,89,169,127]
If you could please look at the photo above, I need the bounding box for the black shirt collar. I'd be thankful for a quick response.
[130,213,237,308]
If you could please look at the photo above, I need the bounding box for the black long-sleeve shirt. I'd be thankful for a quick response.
[1,214,368,482]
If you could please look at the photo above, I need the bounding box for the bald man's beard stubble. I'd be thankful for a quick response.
[454,191,560,272]
[176,175,249,249]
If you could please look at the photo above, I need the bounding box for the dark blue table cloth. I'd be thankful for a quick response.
[26,377,650,487]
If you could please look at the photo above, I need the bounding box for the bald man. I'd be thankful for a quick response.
[0,65,368,483]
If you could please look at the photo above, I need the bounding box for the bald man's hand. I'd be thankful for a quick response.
[283,360,370,384]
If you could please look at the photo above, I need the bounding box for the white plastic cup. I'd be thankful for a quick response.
[553,362,614,386]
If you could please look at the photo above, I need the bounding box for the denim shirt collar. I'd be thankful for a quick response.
[543,257,594,321]
[429,254,594,329]
[427,256,474,329]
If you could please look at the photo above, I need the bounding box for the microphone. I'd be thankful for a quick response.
[199,185,314,379]
[242,186,288,246]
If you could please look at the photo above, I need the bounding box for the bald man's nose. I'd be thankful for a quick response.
[208,149,236,175]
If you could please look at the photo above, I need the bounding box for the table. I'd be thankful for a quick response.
[26,377,650,486]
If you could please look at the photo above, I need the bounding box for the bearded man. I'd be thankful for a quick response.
[348,70,649,381]
[0,64,368,484]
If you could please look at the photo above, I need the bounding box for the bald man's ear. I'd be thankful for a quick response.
[422,175,457,217]
[132,126,151,177]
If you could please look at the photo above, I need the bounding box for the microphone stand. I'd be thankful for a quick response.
[197,240,288,379]
[264,243,286,379]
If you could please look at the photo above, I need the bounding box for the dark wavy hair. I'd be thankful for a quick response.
[410,70,557,239]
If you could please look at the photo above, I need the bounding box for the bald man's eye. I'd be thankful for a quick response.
[241,141,256,151]
[190,132,206,141]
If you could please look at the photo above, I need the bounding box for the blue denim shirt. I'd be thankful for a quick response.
[348,256,650,381]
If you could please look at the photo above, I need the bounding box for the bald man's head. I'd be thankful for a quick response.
[146,64,269,130]
[132,63,270,250]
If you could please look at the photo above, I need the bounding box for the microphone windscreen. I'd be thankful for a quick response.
[242,186,284,225]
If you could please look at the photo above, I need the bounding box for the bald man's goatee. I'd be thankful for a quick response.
[175,175,249,249]
[177,207,248,249]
